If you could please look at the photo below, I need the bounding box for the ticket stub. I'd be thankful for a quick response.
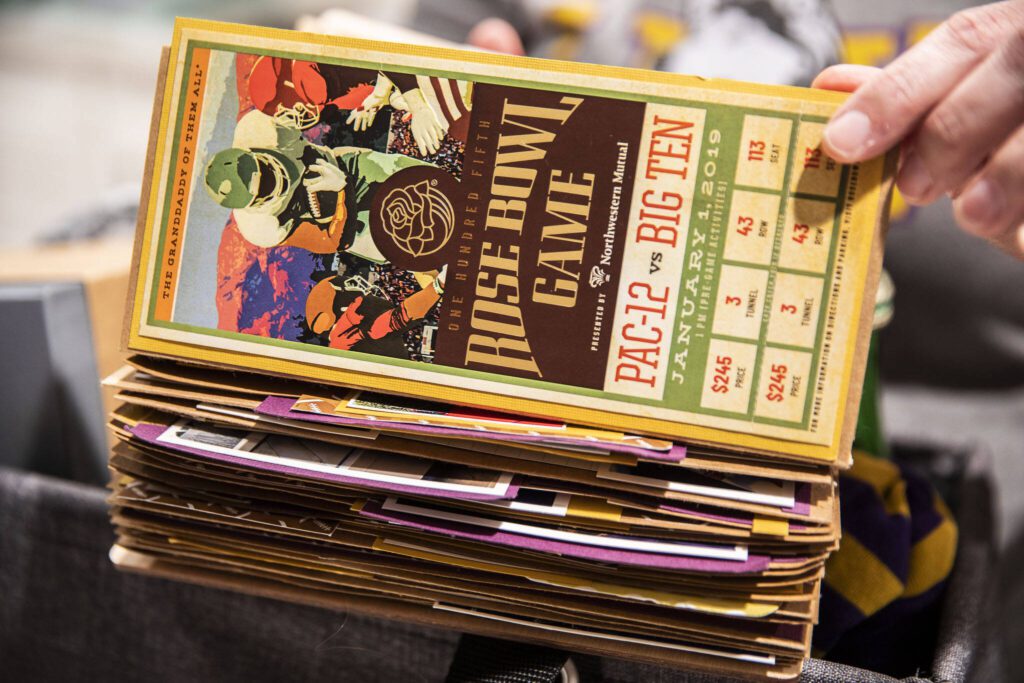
[127,19,895,463]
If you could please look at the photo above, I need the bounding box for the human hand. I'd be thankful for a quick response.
[403,88,445,156]
[346,106,379,132]
[814,1,1024,257]
[345,75,394,131]
[467,17,525,56]
[304,160,347,194]
[329,296,366,350]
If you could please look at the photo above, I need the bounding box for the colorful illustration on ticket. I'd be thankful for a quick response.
[156,49,470,362]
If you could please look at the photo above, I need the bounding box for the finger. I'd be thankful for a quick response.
[822,4,1018,163]
[953,122,1024,249]
[811,64,881,93]
[466,18,525,56]
[346,109,357,125]
[898,29,1024,204]
[415,131,428,156]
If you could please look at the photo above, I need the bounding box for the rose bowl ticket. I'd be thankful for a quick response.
[125,18,896,464]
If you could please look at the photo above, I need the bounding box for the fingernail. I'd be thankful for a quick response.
[958,178,1004,234]
[824,110,873,160]
[897,153,933,202]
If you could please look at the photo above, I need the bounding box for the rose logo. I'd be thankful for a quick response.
[384,192,416,240]
[378,179,454,258]
[370,165,459,271]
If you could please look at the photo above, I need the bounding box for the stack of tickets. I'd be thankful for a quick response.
[106,19,895,680]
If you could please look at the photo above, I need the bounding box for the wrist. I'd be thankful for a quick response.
[371,75,394,101]
[402,88,431,116]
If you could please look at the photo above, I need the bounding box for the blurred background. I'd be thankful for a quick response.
[0,0,982,251]
[0,0,1020,679]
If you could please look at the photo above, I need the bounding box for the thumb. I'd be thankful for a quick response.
[818,6,1011,163]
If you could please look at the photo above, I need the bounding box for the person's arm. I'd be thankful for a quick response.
[345,146,434,185]
[282,213,345,253]
[345,71,444,155]
[367,282,442,340]
[385,72,419,94]
[814,1,1024,258]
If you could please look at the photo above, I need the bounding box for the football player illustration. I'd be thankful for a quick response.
[203,110,435,259]
[304,267,445,357]
[245,56,369,129]
[244,56,469,157]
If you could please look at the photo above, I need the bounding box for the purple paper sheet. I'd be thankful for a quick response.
[257,395,688,462]
[782,483,812,515]
[130,423,519,501]
[358,499,773,574]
